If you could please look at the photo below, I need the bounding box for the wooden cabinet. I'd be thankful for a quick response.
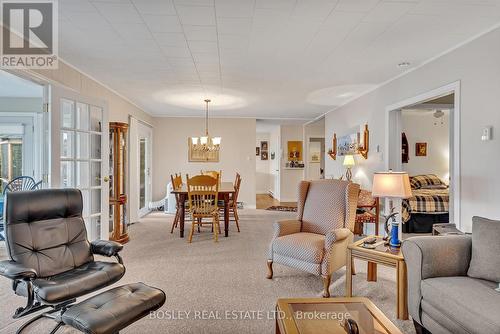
[109,122,129,243]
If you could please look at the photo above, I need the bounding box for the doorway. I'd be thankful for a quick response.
[386,82,460,230]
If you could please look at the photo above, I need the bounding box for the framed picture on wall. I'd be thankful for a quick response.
[416,142,427,156]
[256,147,260,156]
[261,141,268,151]
[261,151,268,160]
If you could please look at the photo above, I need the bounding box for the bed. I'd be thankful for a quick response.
[402,174,450,233]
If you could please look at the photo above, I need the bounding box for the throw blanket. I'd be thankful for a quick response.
[402,188,449,222]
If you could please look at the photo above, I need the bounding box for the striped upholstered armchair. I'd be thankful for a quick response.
[266,179,359,297]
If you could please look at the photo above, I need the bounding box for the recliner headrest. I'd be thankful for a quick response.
[5,188,83,225]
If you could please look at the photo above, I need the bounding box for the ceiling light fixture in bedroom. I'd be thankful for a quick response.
[433,110,445,125]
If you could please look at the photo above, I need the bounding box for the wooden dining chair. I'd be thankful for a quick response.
[186,174,220,243]
[170,173,184,233]
[201,170,222,182]
[218,172,241,232]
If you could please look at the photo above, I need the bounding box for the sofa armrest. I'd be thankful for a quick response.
[91,240,124,257]
[401,235,472,324]
[272,220,301,239]
[0,260,37,280]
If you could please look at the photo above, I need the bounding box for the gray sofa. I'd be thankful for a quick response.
[402,233,500,334]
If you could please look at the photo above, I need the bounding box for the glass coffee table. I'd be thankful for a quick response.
[276,297,402,334]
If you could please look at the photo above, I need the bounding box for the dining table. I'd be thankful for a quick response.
[171,181,236,238]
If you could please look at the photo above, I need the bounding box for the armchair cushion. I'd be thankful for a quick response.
[272,232,324,264]
[468,216,500,282]
[15,261,125,304]
[91,240,124,257]
[421,276,500,334]
[0,260,37,280]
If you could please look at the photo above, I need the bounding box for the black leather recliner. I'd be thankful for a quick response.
[0,188,125,333]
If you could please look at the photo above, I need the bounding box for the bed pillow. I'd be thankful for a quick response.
[467,216,500,282]
[409,174,445,189]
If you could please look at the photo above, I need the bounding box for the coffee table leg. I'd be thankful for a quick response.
[396,260,409,320]
[346,249,353,297]
[367,262,377,282]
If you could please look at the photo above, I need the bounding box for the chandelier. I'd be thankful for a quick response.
[191,99,221,152]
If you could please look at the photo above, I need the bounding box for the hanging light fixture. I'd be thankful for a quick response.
[191,99,221,152]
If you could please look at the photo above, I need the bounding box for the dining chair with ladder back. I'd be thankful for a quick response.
[170,173,183,233]
[186,174,220,243]
[201,170,222,182]
[354,189,380,236]
[219,173,241,232]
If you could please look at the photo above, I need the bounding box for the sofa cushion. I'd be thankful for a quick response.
[468,216,500,282]
[421,276,500,334]
[273,232,324,264]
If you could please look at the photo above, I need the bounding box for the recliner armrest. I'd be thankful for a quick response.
[91,240,124,257]
[272,220,301,238]
[0,260,37,280]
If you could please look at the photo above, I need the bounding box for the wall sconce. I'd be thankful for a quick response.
[327,133,337,160]
[357,124,369,159]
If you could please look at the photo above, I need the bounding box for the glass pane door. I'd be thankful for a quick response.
[138,123,152,217]
[51,86,109,241]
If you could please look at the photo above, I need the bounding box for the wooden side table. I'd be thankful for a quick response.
[346,236,408,320]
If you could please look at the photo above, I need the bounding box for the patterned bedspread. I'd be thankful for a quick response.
[402,188,449,222]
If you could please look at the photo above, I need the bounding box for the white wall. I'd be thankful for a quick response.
[402,110,450,183]
[280,125,305,202]
[325,27,500,232]
[152,117,257,207]
[256,132,270,194]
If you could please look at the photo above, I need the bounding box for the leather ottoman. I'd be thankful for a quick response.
[59,283,165,334]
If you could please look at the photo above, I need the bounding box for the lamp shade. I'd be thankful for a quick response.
[372,171,412,198]
[343,155,355,167]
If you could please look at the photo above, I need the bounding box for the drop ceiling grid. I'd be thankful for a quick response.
[56,0,500,118]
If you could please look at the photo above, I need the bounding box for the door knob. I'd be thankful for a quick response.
[103,176,109,182]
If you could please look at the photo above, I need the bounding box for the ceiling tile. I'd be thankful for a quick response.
[335,0,379,12]
[188,40,219,53]
[132,0,177,15]
[362,2,417,23]
[94,3,143,23]
[255,0,296,10]
[291,0,338,20]
[217,17,253,34]
[215,0,254,18]
[183,25,218,41]
[143,14,182,32]
[112,23,153,41]
[176,5,216,25]
[153,32,188,46]
[160,45,192,57]
[173,0,214,6]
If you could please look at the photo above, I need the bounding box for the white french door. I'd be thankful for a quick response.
[50,86,109,241]
[137,122,152,217]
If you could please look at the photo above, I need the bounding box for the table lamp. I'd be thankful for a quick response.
[343,155,355,181]
[371,171,412,247]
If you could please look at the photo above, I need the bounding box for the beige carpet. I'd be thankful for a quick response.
[0,209,415,334]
